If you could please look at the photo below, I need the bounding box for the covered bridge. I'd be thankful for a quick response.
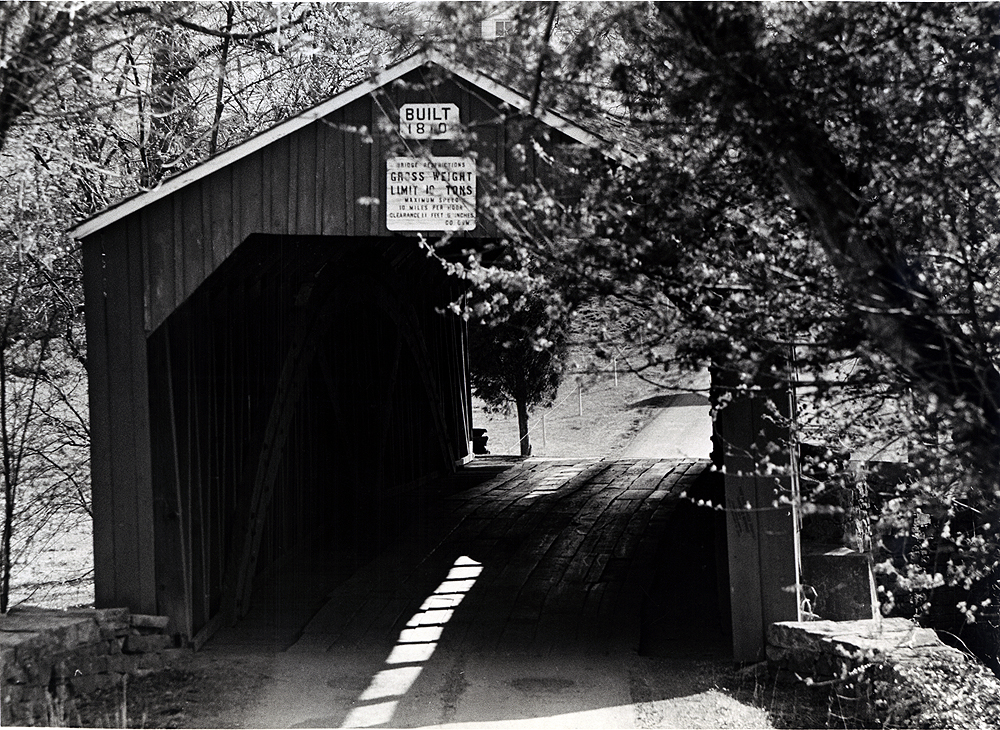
[71,50,613,645]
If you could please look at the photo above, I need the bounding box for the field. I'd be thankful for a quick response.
[9,514,93,610]
[5,361,95,612]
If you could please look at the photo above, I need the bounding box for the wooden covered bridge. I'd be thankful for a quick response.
[71,51,618,647]
[72,50,830,660]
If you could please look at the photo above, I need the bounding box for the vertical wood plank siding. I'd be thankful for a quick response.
[84,64,579,636]
[718,370,801,662]
[84,222,157,614]
[297,123,318,237]
[82,234,114,607]
[320,110,348,237]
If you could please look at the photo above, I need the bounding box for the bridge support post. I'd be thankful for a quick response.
[713,361,802,663]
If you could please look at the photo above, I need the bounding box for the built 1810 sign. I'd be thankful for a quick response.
[398,103,460,139]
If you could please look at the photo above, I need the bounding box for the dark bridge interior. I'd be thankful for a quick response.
[146,234,471,640]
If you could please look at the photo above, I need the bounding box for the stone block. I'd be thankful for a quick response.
[94,671,119,690]
[107,653,135,674]
[74,619,102,646]
[769,617,934,660]
[0,628,37,649]
[2,613,81,650]
[8,683,48,707]
[57,641,98,661]
[130,613,170,631]
[53,653,110,679]
[95,607,130,630]
[814,652,836,678]
[3,660,28,684]
[85,640,109,657]
[1,643,18,677]
[52,656,72,680]
[123,633,173,654]
[787,650,817,675]
[17,609,104,642]
[17,654,53,684]
[10,634,50,665]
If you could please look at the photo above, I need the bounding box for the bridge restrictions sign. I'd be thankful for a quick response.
[386,157,477,231]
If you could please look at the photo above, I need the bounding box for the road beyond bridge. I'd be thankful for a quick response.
[192,457,772,728]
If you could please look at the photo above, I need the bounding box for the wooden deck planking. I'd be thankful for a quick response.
[278,458,711,659]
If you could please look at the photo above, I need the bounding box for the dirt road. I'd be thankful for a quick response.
[619,395,713,460]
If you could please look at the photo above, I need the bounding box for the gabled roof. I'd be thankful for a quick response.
[71,48,625,240]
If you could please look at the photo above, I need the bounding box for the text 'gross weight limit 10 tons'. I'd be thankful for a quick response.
[386,157,477,231]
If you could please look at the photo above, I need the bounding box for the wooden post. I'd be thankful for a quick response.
[578,382,583,417]
[148,320,193,640]
[714,359,801,663]
[613,356,619,386]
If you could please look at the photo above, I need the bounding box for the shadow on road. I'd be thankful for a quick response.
[629,393,711,409]
[640,467,730,658]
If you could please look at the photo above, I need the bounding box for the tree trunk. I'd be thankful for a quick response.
[144,28,196,186]
[209,2,235,156]
[514,372,532,456]
[0,5,76,154]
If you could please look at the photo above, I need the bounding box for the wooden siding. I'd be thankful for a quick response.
[715,367,802,662]
[83,220,157,614]
[70,50,619,241]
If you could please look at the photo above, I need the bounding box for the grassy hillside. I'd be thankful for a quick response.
[472,342,710,458]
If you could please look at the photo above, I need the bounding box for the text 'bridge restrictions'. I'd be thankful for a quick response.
[386,156,477,232]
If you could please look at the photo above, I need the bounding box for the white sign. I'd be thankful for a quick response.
[386,157,476,231]
[399,103,460,139]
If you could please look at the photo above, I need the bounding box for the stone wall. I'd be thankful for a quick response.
[768,618,1000,728]
[1,606,188,726]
